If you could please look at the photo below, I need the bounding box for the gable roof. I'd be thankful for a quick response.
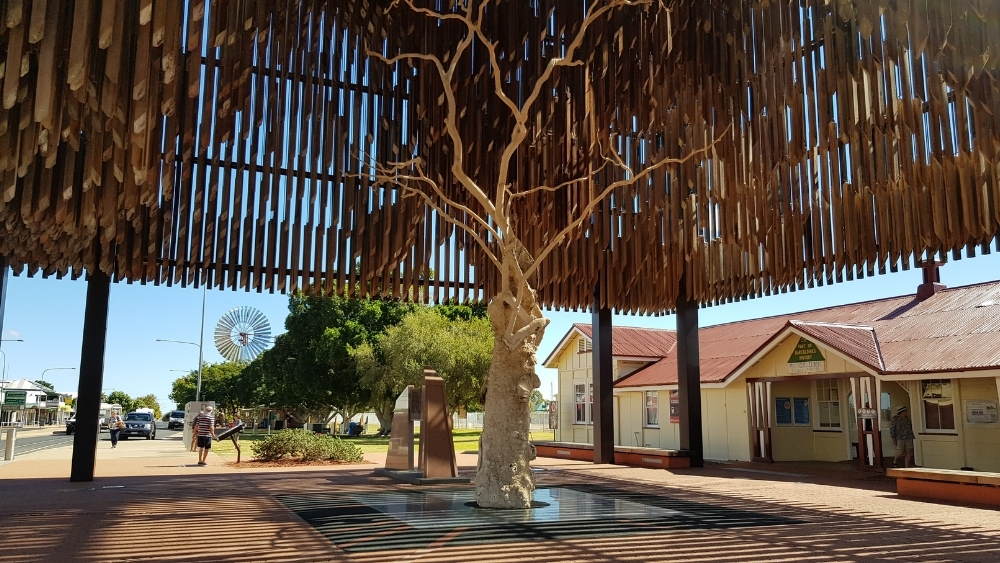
[542,323,676,367]
[594,279,1000,388]
[788,321,884,372]
[0,379,49,392]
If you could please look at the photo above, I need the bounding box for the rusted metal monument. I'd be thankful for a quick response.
[1,1,999,508]
[381,369,460,483]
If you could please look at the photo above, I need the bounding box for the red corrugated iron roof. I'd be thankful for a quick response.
[604,280,1000,388]
[788,321,884,372]
[572,323,676,358]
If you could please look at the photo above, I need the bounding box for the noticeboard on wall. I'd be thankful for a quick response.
[669,390,679,423]
[965,400,999,424]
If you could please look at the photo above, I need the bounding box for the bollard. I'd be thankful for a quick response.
[3,428,15,461]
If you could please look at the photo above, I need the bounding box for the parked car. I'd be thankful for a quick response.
[120,412,157,440]
[65,413,77,435]
[167,410,185,430]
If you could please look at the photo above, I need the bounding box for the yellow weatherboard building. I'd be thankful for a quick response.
[547,271,1000,472]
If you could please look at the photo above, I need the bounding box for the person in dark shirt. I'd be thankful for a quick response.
[192,406,217,466]
[890,406,915,468]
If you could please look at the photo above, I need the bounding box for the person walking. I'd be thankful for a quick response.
[890,405,915,468]
[192,406,217,466]
[108,410,124,449]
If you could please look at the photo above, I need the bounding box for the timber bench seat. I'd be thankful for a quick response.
[534,441,690,469]
[888,467,1000,506]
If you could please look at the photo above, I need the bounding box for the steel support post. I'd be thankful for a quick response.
[676,294,704,467]
[0,257,8,341]
[70,269,111,481]
[591,286,614,464]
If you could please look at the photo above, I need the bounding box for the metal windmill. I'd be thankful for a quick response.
[214,306,272,364]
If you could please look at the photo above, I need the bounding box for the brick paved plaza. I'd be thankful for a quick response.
[1,436,998,562]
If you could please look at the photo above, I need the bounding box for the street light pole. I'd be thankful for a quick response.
[39,368,75,425]
[0,338,24,380]
[196,284,206,402]
[155,339,202,402]
[41,367,76,385]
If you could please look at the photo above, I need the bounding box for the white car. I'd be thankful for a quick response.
[167,410,185,430]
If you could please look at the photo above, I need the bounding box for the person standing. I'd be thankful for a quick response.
[193,406,217,466]
[108,411,124,449]
[890,406,915,468]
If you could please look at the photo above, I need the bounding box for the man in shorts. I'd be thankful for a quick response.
[193,406,217,466]
[890,405,915,468]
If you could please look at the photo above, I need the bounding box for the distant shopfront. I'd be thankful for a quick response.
[1,380,71,426]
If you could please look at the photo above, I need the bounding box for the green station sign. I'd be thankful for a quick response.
[3,390,27,406]
[788,337,825,363]
[787,337,826,374]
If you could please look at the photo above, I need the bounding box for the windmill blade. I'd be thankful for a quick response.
[214,306,273,363]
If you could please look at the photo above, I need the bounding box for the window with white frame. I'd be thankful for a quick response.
[816,379,841,428]
[922,379,955,430]
[644,391,659,427]
[574,383,592,423]
[577,338,592,353]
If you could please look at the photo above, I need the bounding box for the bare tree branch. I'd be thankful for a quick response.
[509,160,613,200]
[349,152,503,246]
[523,125,733,281]
[495,0,654,216]
[389,0,468,22]
[368,4,498,219]
[397,183,503,271]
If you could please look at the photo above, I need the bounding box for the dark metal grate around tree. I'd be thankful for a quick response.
[1,1,998,312]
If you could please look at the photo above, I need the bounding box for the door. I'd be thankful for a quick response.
[879,381,910,455]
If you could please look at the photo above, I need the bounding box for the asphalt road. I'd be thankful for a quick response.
[10,424,180,457]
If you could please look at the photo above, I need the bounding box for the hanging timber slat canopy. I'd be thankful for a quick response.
[1,0,999,313]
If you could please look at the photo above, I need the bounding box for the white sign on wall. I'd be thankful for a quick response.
[788,360,826,375]
[965,400,999,424]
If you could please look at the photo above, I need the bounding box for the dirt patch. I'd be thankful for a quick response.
[227,458,375,468]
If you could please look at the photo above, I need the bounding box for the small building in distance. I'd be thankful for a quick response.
[0,379,72,426]
[545,268,1000,472]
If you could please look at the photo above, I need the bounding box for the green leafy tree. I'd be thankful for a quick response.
[240,293,414,424]
[33,380,54,391]
[435,301,488,321]
[529,389,546,412]
[352,307,493,433]
[169,362,246,409]
[132,394,162,419]
[106,390,134,413]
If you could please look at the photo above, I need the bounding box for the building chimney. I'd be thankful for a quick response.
[915,258,946,300]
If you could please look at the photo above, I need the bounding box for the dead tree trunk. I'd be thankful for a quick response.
[474,264,546,508]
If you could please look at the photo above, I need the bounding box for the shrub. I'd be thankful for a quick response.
[251,429,364,463]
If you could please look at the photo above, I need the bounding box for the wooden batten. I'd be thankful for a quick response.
[0,1,999,312]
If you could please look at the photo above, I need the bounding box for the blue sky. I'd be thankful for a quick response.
[1,253,998,410]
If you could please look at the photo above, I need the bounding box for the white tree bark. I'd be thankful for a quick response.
[475,289,546,508]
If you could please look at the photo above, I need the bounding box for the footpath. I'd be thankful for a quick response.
[1,437,999,562]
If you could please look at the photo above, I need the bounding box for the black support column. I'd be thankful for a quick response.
[0,257,8,341]
[70,269,111,482]
[591,286,614,464]
[676,294,704,467]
